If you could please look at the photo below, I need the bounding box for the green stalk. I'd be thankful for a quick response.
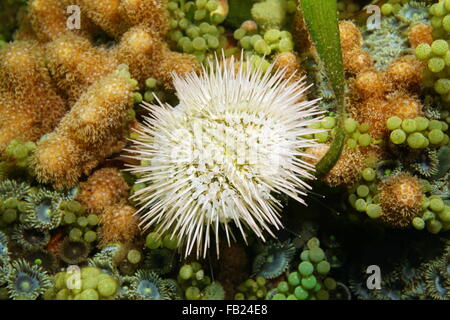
[298,0,346,177]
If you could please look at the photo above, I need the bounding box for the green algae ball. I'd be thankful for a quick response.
[412,217,425,230]
[179,264,194,280]
[146,232,162,249]
[79,289,99,300]
[277,281,289,293]
[287,294,298,300]
[309,247,325,263]
[430,198,444,212]
[386,116,402,130]
[344,118,358,133]
[415,43,432,60]
[56,288,70,300]
[81,277,98,290]
[127,249,142,264]
[366,204,382,219]
[288,271,301,286]
[323,277,337,290]
[300,250,310,261]
[390,129,406,144]
[294,286,308,300]
[81,267,100,279]
[162,234,178,250]
[272,293,287,300]
[98,278,118,297]
[316,261,331,275]
[186,286,201,300]
[298,261,314,276]
[316,290,330,300]
[301,275,317,290]
[362,168,376,182]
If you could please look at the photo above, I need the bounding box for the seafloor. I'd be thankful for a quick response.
[0,0,448,301]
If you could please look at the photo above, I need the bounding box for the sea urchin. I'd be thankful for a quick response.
[127,55,323,258]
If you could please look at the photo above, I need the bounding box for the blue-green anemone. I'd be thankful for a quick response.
[12,225,50,251]
[375,160,403,180]
[252,240,295,279]
[23,250,58,273]
[409,150,439,178]
[394,1,429,25]
[0,254,11,285]
[23,189,64,230]
[131,270,173,300]
[6,259,51,300]
[0,230,9,255]
[116,275,135,300]
[59,237,90,265]
[0,179,30,201]
[143,248,175,275]
[87,255,118,277]
[422,257,449,300]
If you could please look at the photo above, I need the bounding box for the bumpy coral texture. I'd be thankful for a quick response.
[378,173,424,228]
[31,69,135,188]
[341,21,425,140]
[77,167,130,214]
[99,203,140,246]
[0,41,66,153]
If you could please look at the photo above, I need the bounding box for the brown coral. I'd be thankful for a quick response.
[0,41,66,152]
[323,145,366,187]
[408,22,433,49]
[273,52,304,84]
[378,173,423,228]
[77,167,130,214]
[99,203,140,246]
[28,0,95,42]
[45,34,118,103]
[385,55,425,91]
[31,68,136,188]
[118,0,169,37]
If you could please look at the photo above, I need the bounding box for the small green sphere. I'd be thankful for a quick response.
[390,129,406,144]
[288,271,301,286]
[386,116,402,130]
[316,261,331,275]
[309,247,325,263]
[79,288,99,300]
[179,264,194,280]
[98,278,117,297]
[146,232,162,249]
[301,275,317,290]
[294,286,309,300]
[277,281,289,293]
[298,261,314,276]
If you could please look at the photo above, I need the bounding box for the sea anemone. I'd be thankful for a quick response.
[0,230,9,255]
[12,225,50,251]
[58,237,91,265]
[252,240,296,279]
[23,188,63,230]
[6,259,51,300]
[143,248,175,275]
[130,270,173,300]
[422,256,449,300]
[0,255,11,285]
[378,173,424,228]
[0,179,30,200]
[127,54,323,258]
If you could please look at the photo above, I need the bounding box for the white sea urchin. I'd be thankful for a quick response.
[126,55,324,257]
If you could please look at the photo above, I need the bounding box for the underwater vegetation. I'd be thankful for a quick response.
[0,0,448,301]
